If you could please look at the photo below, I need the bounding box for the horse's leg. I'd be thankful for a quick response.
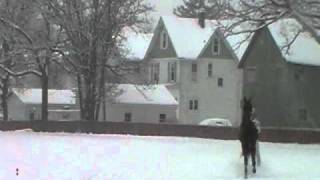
[251,144,257,174]
[241,142,248,178]
[244,154,248,178]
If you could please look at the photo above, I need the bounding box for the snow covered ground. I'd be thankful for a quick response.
[1,130,320,179]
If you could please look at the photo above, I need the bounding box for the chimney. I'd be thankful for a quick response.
[198,8,206,28]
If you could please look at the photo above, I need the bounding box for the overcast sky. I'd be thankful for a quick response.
[148,0,182,18]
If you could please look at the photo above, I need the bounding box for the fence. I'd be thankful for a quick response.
[1,121,320,144]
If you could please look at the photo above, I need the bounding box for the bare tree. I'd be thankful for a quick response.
[0,0,44,121]
[0,0,62,121]
[40,0,152,121]
[219,0,320,41]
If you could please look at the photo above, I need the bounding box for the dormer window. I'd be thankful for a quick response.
[160,30,168,49]
[212,36,220,55]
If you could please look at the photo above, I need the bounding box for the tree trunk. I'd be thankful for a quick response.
[96,64,107,121]
[103,97,106,121]
[1,75,9,121]
[77,74,84,121]
[41,66,49,121]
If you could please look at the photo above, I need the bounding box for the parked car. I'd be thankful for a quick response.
[199,118,232,127]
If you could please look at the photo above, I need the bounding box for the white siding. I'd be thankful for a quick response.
[178,58,242,126]
[103,103,177,123]
[150,58,180,84]
[147,57,242,126]
[7,94,27,121]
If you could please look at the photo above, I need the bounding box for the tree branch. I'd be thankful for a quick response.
[0,64,41,77]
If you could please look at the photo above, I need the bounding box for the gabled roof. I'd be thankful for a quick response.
[268,18,320,66]
[160,16,216,59]
[145,16,250,60]
[113,84,178,106]
[225,30,251,61]
[12,88,76,105]
[240,18,320,67]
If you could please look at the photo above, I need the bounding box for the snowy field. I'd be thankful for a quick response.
[1,130,320,179]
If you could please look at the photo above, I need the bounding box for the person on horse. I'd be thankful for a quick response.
[239,97,259,178]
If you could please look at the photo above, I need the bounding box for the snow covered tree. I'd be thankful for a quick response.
[0,0,65,121]
[219,0,320,41]
[173,0,226,19]
[39,0,152,121]
[0,0,44,121]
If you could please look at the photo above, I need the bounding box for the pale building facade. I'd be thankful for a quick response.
[140,16,248,126]
[100,84,178,123]
[8,88,79,121]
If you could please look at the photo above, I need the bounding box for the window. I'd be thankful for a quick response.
[298,109,307,121]
[212,36,220,55]
[208,63,213,77]
[159,114,166,123]
[168,62,177,82]
[246,67,256,83]
[189,100,193,110]
[189,99,199,111]
[218,77,223,87]
[192,63,197,81]
[62,113,70,119]
[124,112,132,122]
[150,63,160,83]
[194,100,198,110]
[160,31,168,49]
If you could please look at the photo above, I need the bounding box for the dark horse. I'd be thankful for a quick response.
[239,97,259,178]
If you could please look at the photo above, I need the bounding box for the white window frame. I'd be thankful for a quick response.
[160,30,168,49]
[212,36,220,55]
[168,61,177,82]
[150,63,160,83]
[189,99,199,111]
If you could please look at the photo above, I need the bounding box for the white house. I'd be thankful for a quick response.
[8,88,79,121]
[140,16,250,126]
[100,84,178,123]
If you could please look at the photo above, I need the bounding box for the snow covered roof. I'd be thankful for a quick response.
[12,88,76,105]
[161,16,216,59]
[113,84,178,105]
[122,29,153,60]
[158,16,250,60]
[268,18,320,66]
